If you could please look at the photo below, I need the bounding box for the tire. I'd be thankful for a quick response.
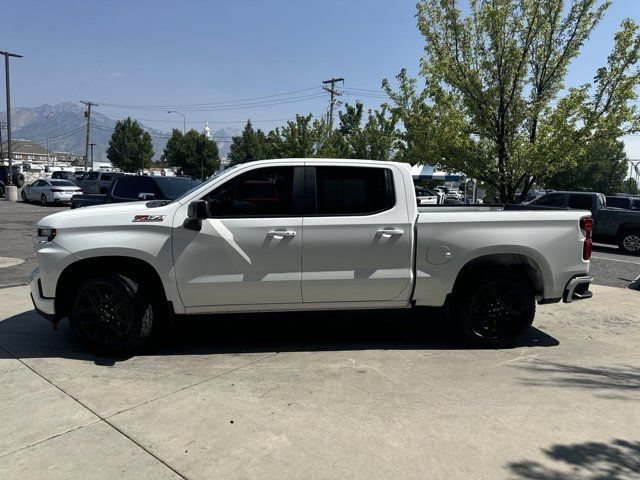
[21,190,27,202]
[12,173,25,188]
[69,274,154,356]
[454,269,535,347]
[40,193,48,206]
[618,230,640,256]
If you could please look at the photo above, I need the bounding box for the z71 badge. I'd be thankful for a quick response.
[132,215,165,222]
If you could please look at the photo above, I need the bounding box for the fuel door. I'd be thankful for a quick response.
[427,246,452,265]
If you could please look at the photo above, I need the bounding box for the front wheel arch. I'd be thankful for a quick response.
[55,256,170,322]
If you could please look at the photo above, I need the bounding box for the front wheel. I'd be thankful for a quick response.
[618,230,640,255]
[455,269,535,347]
[69,274,154,356]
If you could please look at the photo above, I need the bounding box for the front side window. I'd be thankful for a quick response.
[204,166,294,217]
[315,166,395,215]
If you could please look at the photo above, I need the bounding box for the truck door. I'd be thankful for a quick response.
[301,164,413,303]
[173,165,303,308]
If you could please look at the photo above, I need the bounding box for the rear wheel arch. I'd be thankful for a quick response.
[452,253,544,298]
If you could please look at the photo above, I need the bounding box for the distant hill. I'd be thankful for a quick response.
[0,102,239,161]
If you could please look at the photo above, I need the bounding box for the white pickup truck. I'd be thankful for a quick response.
[30,159,594,355]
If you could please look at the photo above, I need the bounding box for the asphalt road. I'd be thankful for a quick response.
[0,200,638,289]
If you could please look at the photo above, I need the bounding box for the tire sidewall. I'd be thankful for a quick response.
[456,270,535,347]
[69,274,154,356]
[41,193,47,206]
[21,191,27,202]
[619,231,640,256]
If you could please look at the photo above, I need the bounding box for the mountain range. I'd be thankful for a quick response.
[1,102,239,161]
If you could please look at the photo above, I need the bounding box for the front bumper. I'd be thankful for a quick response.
[563,274,594,303]
[30,267,56,320]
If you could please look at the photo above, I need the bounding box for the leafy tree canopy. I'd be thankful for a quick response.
[384,0,640,202]
[106,117,154,172]
[163,129,220,179]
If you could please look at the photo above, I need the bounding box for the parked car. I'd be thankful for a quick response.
[31,159,593,356]
[21,179,82,205]
[51,170,77,181]
[528,191,640,254]
[605,196,640,211]
[75,171,125,194]
[71,175,202,208]
[415,186,439,205]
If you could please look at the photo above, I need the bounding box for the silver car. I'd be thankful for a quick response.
[21,179,82,206]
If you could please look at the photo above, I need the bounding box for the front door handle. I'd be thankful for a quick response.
[267,230,296,239]
[376,228,404,238]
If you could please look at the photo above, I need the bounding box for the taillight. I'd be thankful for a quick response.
[580,217,593,260]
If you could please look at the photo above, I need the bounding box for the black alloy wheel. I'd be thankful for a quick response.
[456,270,535,347]
[74,281,132,346]
[70,274,154,356]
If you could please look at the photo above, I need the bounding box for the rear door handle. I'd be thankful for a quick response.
[267,230,296,239]
[376,228,404,237]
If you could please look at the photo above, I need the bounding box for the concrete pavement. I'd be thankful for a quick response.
[0,284,638,479]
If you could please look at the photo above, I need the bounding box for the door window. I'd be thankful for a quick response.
[314,166,395,215]
[568,194,593,210]
[112,177,162,200]
[204,167,295,217]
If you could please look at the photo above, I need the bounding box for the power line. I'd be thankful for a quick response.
[94,86,322,110]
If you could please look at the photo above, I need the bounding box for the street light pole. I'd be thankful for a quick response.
[167,110,186,133]
[45,111,54,167]
[1,50,23,198]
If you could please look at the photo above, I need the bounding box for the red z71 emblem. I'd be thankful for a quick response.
[132,215,165,222]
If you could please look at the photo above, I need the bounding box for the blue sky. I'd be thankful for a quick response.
[3,0,639,157]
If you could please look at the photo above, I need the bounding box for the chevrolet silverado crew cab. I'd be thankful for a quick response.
[31,159,594,356]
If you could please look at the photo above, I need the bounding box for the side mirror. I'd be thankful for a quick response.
[138,192,155,200]
[184,200,208,231]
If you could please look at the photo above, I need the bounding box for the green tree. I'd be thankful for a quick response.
[623,177,638,195]
[228,120,268,166]
[106,117,154,172]
[163,129,220,179]
[385,0,640,202]
[545,139,628,194]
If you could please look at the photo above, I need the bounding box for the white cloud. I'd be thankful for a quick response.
[109,72,123,79]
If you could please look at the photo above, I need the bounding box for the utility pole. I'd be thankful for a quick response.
[89,143,96,170]
[322,77,344,134]
[81,101,98,172]
[0,122,5,176]
[1,50,23,196]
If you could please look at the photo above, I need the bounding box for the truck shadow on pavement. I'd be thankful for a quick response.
[508,438,640,480]
[0,307,558,363]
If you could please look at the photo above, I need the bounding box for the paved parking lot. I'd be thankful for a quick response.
[1,200,639,479]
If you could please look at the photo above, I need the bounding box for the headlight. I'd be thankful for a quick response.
[36,227,57,242]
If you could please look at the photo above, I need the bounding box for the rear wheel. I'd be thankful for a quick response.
[69,274,154,356]
[618,230,640,255]
[40,193,48,206]
[455,269,535,347]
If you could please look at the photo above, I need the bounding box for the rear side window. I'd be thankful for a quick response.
[606,197,628,209]
[532,193,564,207]
[315,166,395,215]
[204,166,294,217]
[112,177,162,200]
[101,173,113,181]
[568,194,593,210]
